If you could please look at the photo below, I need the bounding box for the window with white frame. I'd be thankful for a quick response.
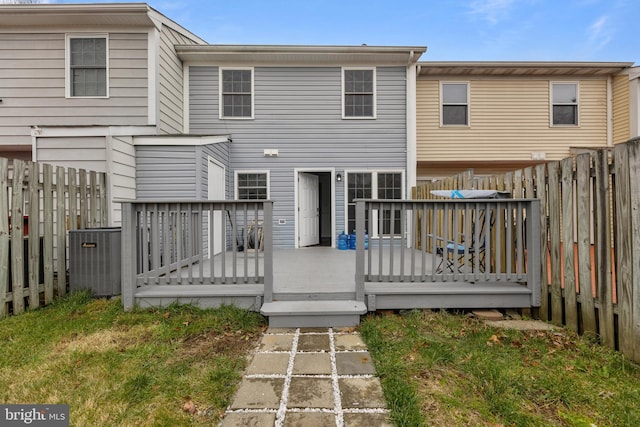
[236,172,268,200]
[67,35,108,97]
[343,68,376,118]
[551,82,578,125]
[346,171,403,236]
[441,82,469,126]
[221,68,253,118]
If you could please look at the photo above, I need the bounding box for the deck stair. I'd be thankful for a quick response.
[260,299,367,328]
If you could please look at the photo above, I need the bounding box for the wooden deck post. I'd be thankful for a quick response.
[527,199,541,307]
[121,202,136,311]
[355,200,365,302]
[263,201,273,303]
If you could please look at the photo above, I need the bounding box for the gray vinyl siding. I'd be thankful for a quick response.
[135,142,229,200]
[189,66,407,247]
[158,27,200,134]
[0,31,148,148]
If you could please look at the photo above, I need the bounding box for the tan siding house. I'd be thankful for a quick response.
[415,62,633,180]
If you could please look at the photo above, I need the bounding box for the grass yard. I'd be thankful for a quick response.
[360,310,640,427]
[0,291,265,426]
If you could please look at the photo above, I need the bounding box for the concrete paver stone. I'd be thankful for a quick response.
[283,412,336,426]
[336,351,376,375]
[339,377,387,409]
[229,378,283,409]
[219,412,277,427]
[296,334,330,351]
[246,353,290,375]
[287,377,334,408]
[334,334,367,351]
[343,412,393,427]
[258,334,294,351]
[292,353,332,374]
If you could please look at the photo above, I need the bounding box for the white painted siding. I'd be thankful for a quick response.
[189,66,408,248]
[0,31,148,150]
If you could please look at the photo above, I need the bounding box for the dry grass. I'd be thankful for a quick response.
[0,291,265,426]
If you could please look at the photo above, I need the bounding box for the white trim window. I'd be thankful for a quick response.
[235,171,269,200]
[342,68,376,119]
[66,34,108,98]
[220,68,254,119]
[441,82,469,126]
[346,171,404,236]
[551,82,579,126]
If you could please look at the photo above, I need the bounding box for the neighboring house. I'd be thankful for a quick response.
[0,3,214,224]
[415,62,635,181]
[179,45,426,248]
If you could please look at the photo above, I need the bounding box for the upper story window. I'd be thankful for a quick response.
[551,82,578,125]
[236,172,268,200]
[221,68,253,119]
[67,35,108,98]
[441,82,469,126]
[343,68,376,119]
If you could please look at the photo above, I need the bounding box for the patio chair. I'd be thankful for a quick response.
[435,208,493,273]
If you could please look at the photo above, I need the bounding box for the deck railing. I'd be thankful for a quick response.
[355,199,541,306]
[120,200,273,310]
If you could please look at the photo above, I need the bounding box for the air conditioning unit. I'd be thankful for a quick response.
[69,228,121,297]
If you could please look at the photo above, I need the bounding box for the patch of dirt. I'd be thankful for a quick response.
[54,324,158,354]
[178,329,261,361]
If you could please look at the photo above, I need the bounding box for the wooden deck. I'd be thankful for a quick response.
[121,199,540,327]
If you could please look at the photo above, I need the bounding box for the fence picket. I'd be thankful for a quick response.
[576,154,596,334]
[11,160,26,315]
[43,164,54,305]
[55,167,66,298]
[0,158,8,317]
[28,162,40,309]
[594,150,615,348]
[627,140,640,362]
[535,163,550,321]
[561,157,578,331]
[614,143,633,355]
[547,161,563,324]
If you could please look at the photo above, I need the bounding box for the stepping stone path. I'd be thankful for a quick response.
[220,327,391,427]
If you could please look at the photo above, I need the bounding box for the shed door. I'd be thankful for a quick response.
[208,159,225,256]
[298,172,320,247]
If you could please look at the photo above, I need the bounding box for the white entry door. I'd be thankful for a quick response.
[298,172,320,247]
[208,159,225,256]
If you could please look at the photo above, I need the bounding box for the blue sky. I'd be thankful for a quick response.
[56,0,638,64]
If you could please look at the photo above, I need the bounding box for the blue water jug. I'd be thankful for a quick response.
[338,231,349,250]
[364,232,369,250]
[349,230,356,250]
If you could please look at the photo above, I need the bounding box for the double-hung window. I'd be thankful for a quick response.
[67,35,108,97]
[346,171,403,236]
[221,68,253,119]
[551,82,578,125]
[343,68,376,118]
[441,82,469,126]
[236,172,268,200]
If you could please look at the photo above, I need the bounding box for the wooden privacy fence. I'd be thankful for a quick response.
[0,158,107,316]
[413,137,640,363]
